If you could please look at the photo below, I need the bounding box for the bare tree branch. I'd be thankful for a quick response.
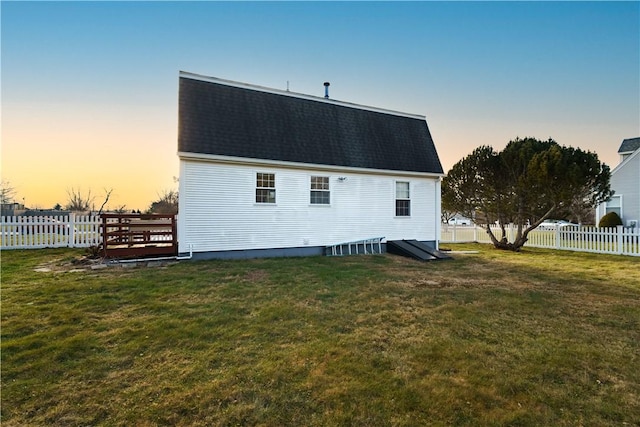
[0,180,17,204]
[65,188,94,212]
[97,188,113,216]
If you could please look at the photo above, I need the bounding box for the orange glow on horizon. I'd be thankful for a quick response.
[2,104,179,212]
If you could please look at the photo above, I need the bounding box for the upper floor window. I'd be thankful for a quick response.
[256,173,276,203]
[395,181,410,216]
[310,176,330,205]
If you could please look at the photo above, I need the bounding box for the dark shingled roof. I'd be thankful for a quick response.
[619,137,640,154]
[178,74,443,175]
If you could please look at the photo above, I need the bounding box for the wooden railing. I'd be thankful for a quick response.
[101,214,177,258]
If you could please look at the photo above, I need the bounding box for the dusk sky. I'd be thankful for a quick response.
[2,1,639,211]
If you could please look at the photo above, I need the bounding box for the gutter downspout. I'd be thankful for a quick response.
[176,243,194,260]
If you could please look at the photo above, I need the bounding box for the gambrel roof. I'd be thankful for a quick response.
[178,72,443,175]
[618,137,640,154]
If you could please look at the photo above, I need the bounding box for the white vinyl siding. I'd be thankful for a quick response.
[178,160,439,254]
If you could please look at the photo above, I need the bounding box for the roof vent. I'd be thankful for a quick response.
[323,82,330,99]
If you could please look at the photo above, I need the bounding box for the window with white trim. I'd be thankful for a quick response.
[605,195,622,218]
[256,172,276,203]
[395,181,410,216]
[310,176,330,205]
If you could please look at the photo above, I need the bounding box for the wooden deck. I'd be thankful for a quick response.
[101,214,177,258]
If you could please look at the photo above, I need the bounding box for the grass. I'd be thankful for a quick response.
[2,244,639,426]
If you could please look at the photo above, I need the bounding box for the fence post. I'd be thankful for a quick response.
[473,225,478,242]
[69,212,76,248]
[452,223,457,243]
[617,225,624,255]
[102,215,108,258]
[555,225,561,250]
[172,214,178,255]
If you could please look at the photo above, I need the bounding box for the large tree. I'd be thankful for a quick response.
[442,137,612,251]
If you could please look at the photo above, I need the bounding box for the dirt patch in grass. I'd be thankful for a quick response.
[31,254,181,274]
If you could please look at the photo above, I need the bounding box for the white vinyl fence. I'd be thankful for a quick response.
[1,214,101,249]
[3,214,638,257]
[441,223,640,257]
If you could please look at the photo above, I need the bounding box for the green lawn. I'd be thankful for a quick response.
[2,245,639,426]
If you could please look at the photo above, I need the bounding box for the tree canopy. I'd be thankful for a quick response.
[442,137,612,251]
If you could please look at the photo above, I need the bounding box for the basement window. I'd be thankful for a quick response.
[310,176,330,205]
[395,181,410,217]
[256,173,276,203]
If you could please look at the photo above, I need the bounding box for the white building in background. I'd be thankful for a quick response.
[596,137,640,228]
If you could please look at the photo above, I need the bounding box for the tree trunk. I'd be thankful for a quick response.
[486,224,528,251]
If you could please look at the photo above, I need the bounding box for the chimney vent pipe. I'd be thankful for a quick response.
[323,82,330,99]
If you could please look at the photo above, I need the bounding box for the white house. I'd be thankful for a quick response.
[596,137,640,228]
[177,72,445,259]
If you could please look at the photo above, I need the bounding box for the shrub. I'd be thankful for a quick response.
[598,211,623,227]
